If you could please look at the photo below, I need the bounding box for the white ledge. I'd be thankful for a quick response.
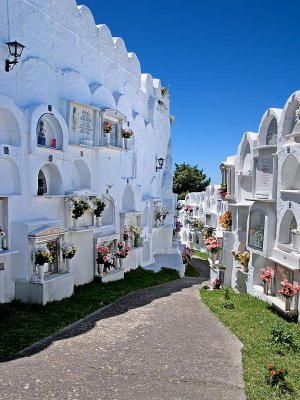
[0,249,19,256]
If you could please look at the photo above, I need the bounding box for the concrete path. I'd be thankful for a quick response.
[0,278,245,400]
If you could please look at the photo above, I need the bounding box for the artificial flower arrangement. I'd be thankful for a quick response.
[184,205,193,213]
[202,227,215,239]
[61,241,77,259]
[218,184,227,200]
[170,115,176,125]
[219,211,232,230]
[181,247,193,264]
[232,250,250,270]
[92,196,106,217]
[161,87,169,97]
[154,203,162,221]
[121,128,134,139]
[258,267,272,284]
[131,226,142,247]
[162,208,170,220]
[175,221,183,233]
[103,120,112,133]
[117,241,131,259]
[96,245,111,264]
[33,244,53,265]
[205,236,222,254]
[278,278,300,299]
[191,218,205,230]
[68,196,94,219]
[123,230,129,242]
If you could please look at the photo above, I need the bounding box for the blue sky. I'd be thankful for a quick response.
[82,0,300,183]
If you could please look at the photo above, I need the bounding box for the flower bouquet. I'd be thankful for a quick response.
[96,246,110,265]
[33,244,53,265]
[191,218,205,231]
[103,120,112,133]
[278,278,300,299]
[212,279,222,290]
[219,211,232,230]
[205,236,221,254]
[123,230,129,243]
[161,87,169,97]
[184,205,193,213]
[131,226,142,247]
[202,227,215,239]
[232,250,250,271]
[61,241,77,259]
[258,267,272,283]
[181,247,192,264]
[92,196,106,217]
[121,129,134,139]
[68,196,94,219]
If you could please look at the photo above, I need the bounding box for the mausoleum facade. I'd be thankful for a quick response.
[0,0,182,304]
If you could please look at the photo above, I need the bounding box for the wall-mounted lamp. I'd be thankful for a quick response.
[5,41,25,72]
[156,157,165,172]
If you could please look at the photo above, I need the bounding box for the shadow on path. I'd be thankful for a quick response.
[2,277,205,363]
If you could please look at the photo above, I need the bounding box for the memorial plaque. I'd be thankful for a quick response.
[255,157,273,196]
[72,104,94,136]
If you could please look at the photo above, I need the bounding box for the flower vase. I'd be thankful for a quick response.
[66,258,72,273]
[37,264,45,283]
[98,263,104,276]
[285,297,291,312]
[263,282,269,295]
[155,219,160,228]
[161,218,165,227]
[105,132,111,146]
[73,218,79,230]
[124,138,129,149]
[292,232,300,253]
[58,261,66,274]
[210,252,218,264]
[96,216,102,227]
[119,258,124,268]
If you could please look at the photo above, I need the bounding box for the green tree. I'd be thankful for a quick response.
[173,163,211,200]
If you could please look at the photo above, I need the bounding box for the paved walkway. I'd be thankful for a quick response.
[0,278,245,400]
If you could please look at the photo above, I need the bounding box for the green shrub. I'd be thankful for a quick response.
[270,324,298,354]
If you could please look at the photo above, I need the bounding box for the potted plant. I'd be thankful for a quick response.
[33,245,53,283]
[278,278,300,311]
[68,196,94,229]
[92,196,106,227]
[96,245,110,276]
[205,236,222,264]
[61,241,77,273]
[232,250,250,272]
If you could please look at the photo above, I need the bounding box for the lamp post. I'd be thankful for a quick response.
[5,41,25,72]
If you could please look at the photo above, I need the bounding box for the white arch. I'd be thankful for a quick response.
[37,163,63,195]
[0,158,21,195]
[72,159,91,189]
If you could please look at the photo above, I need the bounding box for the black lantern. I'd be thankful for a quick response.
[156,157,165,172]
[5,41,25,72]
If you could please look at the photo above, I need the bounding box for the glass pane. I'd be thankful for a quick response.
[248,211,265,250]
[44,240,58,274]
[266,118,277,145]
[109,124,118,147]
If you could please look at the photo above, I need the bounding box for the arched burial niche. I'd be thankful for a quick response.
[0,158,21,195]
[37,164,63,196]
[240,142,251,172]
[266,118,277,145]
[248,210,265,250]
[101,196,115,226]
[0,108,21,146]
[36,113,63,149]
[281,155,300,190]
[278,210,297,247]
[71,159,91,189]
[122,184,135,211]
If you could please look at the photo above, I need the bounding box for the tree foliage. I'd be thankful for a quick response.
[173,163,211,200]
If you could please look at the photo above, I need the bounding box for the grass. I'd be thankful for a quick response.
[184,263,200,277]
[0,267,179,359]
[200,288,300,400]
[192,249,209,261]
